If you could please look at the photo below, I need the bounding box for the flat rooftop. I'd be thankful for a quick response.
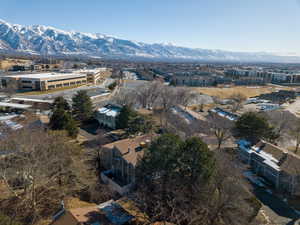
[97,105,121,117]
[0,102,32,109]
[76,68,109,74]
[3,72,87,80]
[11,97,54,104]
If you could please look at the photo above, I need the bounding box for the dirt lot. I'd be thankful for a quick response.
[191,85,295,99]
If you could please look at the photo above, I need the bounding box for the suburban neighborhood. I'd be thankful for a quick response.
[1,1,300,225]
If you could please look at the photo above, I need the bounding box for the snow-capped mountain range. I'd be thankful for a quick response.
[0,19,299,63]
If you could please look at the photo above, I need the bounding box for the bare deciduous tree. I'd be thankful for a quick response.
[229,93,247,112]
[263,111,292,137]
[112,89,137,107]
[175,87,193,109]
[0,128,91,224]
[136,81,162,109]
[157,86,177,127]
[208,113,233,150]
[290,119,300,154]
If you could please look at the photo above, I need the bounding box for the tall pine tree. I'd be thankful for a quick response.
[72,90,93,123]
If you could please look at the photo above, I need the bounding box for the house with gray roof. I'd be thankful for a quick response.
[238,140,300,196]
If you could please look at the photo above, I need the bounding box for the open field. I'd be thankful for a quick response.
[191,85,296,99]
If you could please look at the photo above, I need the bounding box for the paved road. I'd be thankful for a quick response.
[254,187,300,225]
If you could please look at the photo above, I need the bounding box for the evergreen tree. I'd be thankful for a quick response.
[138,134,215,187]
[235,112,278,143]
[127,114,153,135]
[72,90,93,123]
[49,109,78,138]
[65,116,79,138]
[136,134,216,212]
[138,133,183,185]
[108,81,117,91]
[179,137,215,183]
[49,108,70,130]
[116,105,137,129]
[52,96,70,111]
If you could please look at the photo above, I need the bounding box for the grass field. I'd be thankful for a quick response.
[191,85,294,99]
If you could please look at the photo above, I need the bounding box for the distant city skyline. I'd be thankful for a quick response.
[1,0,300,55]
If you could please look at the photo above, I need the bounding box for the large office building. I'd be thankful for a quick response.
[1,72,87,91]
[84,68,112,84]
[0,68,112,91]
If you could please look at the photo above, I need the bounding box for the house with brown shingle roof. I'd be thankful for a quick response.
[100,135,154,195]
[50,198,149,225]
[238,139,300,195]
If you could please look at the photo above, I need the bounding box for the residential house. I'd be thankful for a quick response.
[100,135,153,195]
[95,104,122,129]
[209,107,239,121]
[50,198,149,225]
[238,140,300,196]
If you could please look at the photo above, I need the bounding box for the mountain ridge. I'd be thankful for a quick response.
[0,19,299,63]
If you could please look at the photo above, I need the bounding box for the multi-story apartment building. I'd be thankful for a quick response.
[100,135,153,195]
[171,72,216,87]
[238,140,300,196]
[84,68,112,84]
[226,68,300,84]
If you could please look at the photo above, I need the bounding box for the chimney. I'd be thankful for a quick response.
[145,139,151,146]
[278,152,288,166]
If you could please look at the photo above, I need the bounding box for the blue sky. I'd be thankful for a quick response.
[1,0,300,54]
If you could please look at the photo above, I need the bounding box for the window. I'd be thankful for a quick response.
[47,76,86,83]
[21,80,32,83]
